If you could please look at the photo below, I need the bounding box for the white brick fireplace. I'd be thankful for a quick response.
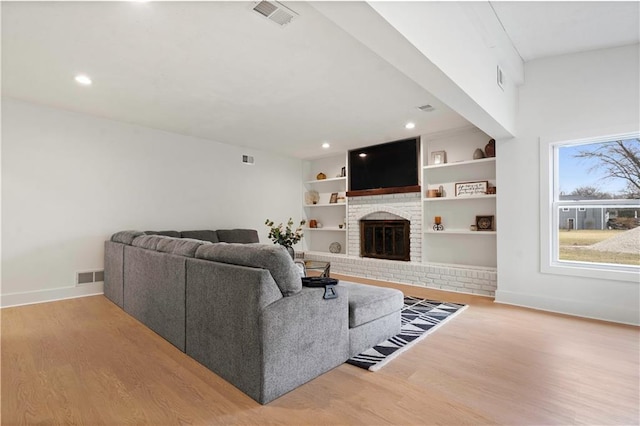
[348,193,422,262]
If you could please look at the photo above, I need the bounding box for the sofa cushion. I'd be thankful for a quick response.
[216,229,259,244]
[132,235,172,251]
[156,238,210,258]
[181,230,220,243]
[111,230,145,245]
[144,230,181,238]
[195,243,301,296]
[339,282,404,328]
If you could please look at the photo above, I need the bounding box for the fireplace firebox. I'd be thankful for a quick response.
[360,220,410,261]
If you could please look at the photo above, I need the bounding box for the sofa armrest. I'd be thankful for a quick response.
[259,286,349,403]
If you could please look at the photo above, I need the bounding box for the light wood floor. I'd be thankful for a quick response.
[2,275,639,425]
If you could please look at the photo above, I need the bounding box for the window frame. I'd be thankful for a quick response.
[540,130,640,283]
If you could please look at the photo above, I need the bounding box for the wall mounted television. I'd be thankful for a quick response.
[348,137,420,196]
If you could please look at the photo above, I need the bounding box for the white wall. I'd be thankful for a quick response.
[496,44,640,325]
[1,98,302,306]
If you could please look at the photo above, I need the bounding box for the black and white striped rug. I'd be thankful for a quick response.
[347,296,467,371]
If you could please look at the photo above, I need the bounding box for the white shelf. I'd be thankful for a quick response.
[424,157,495,170]
[304,176,347,184]
[303,251,348,258]
[304,227,346,232]
[423,194,496,202]
[303,203,346,207]
[424,229,496,235]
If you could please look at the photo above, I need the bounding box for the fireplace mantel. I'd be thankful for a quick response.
[346,185,421,198]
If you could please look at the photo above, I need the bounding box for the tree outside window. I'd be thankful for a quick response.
[555,138,639,267]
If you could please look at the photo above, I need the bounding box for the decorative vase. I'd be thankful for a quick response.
[285,246,295,260]
[473,148,485,159]
[484,139,496,157]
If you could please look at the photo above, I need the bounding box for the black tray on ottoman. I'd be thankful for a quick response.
[301,277,339,299]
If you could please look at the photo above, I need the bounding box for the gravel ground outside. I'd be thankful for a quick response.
[558,228,639,266]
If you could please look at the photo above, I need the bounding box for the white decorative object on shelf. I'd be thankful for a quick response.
[304,190,319,205]
[329,242,342,253]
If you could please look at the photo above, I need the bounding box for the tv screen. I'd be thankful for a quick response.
[349,138,420,192]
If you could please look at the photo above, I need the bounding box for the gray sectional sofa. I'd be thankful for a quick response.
[104,229,403,404]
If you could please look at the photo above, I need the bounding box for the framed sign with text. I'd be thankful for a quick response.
[455,181,488,197]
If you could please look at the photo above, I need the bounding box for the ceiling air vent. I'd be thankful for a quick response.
[253,1,298,26]
[417,104,435,112]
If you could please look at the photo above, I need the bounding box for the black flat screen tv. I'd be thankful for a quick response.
[348,137,420,192]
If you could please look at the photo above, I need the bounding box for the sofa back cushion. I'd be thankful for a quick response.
[132,235,171,250]
[181,230,220,243]
[217,229,259,244]
[157,238,211,258]
[144,230,181,238]
[195,243,301,296]
[111,230,145,245]
[123,246,187,351]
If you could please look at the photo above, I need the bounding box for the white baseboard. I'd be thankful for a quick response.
[495,289,640,326]
[1,282,104,308]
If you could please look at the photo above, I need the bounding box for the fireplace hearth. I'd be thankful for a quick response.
[360,220,410,261]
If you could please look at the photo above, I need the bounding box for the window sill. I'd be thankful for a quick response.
[542,261,639,283]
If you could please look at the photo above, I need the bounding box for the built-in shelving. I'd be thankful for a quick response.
[304,227,346,232]
[423,157,495,170]
[301,129,497,266]
[302,155,348,254]
[424,230,496,235]
[423,194,496,202]
[304,176,347,185]
[422,128,497,267]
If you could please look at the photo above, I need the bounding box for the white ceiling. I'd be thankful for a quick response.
[2,1,638,159]
[490,1,640,61]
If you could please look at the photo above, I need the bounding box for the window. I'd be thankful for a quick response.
[540,131,639,282]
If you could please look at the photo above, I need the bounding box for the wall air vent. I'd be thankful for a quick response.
[252,1,298,26]
[242,155,255,165]
[497,66,505,91]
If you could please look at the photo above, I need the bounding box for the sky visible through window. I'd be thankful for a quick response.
[558,139,636,197]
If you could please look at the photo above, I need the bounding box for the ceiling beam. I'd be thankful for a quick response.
[310,1,517,139]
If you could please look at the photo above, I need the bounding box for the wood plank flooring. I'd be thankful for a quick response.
[2,276,638,425]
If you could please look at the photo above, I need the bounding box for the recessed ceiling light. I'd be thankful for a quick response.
[322,142,330,149]
[74,75,92,86]
[405,122,416,129]
[359,153,367,158]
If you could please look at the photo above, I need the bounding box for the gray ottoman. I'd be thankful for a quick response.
[340,282,404,357]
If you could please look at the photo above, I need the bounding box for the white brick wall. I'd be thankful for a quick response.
[304,251,497,297]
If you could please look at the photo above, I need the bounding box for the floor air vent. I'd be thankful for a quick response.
[76,270,105,285]
[252,1,297,26]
